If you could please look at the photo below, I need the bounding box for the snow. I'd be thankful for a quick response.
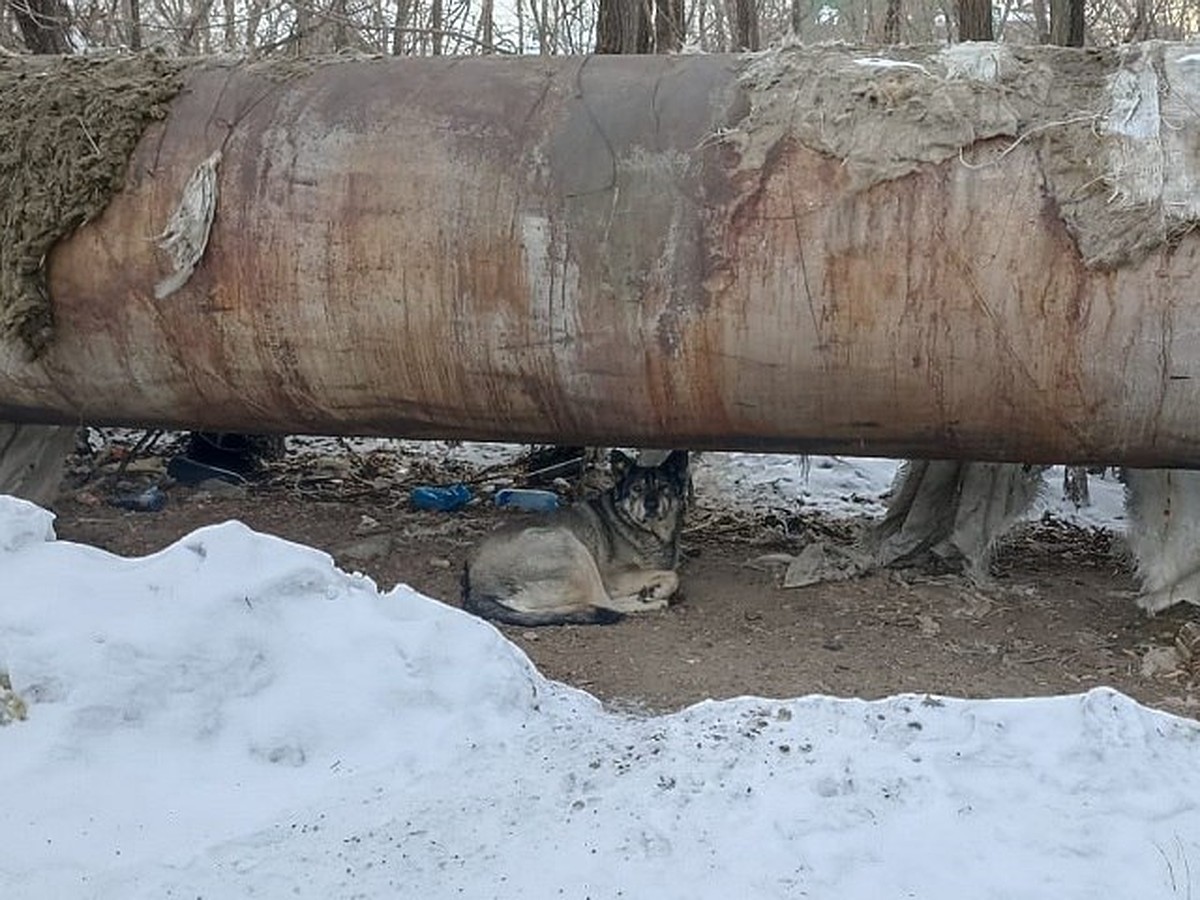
[1,456,1190,898]
[1034,466,1128,530]
[853,57,931,76]
[694,452,899,518]
[692,452,1128,532]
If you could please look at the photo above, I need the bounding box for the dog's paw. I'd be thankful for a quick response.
[635,593,670,611]
[638,571,679,603]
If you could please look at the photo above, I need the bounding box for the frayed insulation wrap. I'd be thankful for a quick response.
[0,54,185,355]
[730,41,1200,267]
[155,151,222,301]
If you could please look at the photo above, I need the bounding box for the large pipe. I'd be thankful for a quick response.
[2,45,1199,464]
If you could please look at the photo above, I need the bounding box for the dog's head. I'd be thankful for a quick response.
[609,449,690,532]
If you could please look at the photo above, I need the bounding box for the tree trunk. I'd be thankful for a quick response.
[733,0,758,49]
[883,0,901,43]
[479,0,494,51]
[1031,0,1049,42]
[5,50,1200,464]
[127,0,142,50]
[1063,466,1091,507]
[245,0,265,52]
[431,0,443,54]
[331,0,348,49]
[655,0,685,52]
[392,0,413,54]
[530,0,550,53]
[223,0,237,50]
[179,0,217,53]
[1124,0,1150,41]
[956,0,993,40]
[596,0,650,53]
[9,0,74,53]
[1049,0,1084,46]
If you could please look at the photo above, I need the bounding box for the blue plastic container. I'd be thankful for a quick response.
[494,488,560,512]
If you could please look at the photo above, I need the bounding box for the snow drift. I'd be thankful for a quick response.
[1,494,1198,899]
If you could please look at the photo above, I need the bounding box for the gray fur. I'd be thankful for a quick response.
[462,450,689,627]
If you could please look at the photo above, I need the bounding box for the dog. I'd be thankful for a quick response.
[462,450,689,626]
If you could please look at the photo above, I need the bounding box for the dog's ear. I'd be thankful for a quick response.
[609,449,635,481]
[661,450,690,484]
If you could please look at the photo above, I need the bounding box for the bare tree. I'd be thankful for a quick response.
[177,0,215,52]
[8,0,74,51]
[1049,0,1084,44]
[126,0,141,48]
[220,0,235,49]
[1124,0,1152,40]
[733,0,758,48]
[477,0,493,49]
[596,0,650,51]
[1031,0,1049,41]
[392,0,414,53]
[655,0,684,50]
[431,0,442,52]
[3,0,1199,97]
[957,0,993,39]
[331,0,348,49]
[883,0,901,41]
[526,0,551,51]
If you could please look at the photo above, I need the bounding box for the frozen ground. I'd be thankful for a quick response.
[2,452,1198,899]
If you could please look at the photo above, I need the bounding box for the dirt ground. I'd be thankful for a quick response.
[47,440,1200,721]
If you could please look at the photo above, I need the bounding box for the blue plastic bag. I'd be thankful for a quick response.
[410,483,472,512]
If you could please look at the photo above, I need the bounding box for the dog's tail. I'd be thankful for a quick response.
[461,564,623,627]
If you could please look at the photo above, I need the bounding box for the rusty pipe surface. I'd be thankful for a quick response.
[3,46,1200,465]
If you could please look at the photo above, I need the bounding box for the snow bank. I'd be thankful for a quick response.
[0,494,55,552]
[0,496,560,894]
[1,495,1196,898]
